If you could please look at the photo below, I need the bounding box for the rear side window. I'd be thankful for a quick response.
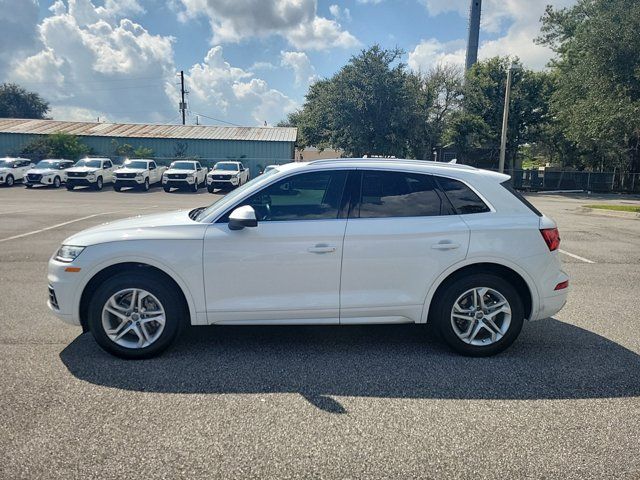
[436,177,490,214]
[500,181,542,216]
[355,170,452,218]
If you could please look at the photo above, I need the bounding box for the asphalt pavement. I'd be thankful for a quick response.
[0,185,639,479]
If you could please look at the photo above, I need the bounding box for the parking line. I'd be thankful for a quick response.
[0,212,116,244]
[559,249,595,264]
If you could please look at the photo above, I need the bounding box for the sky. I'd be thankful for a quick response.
[0,0,577,127]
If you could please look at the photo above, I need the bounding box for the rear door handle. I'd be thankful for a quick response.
[432,241,460,251]
[308,244,336,254]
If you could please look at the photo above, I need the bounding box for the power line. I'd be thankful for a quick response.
[190,112,241,127]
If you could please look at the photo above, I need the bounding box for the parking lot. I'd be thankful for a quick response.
[1,185,639,479]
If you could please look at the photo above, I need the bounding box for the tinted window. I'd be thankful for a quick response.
[356,171,450,218]
[436,177,490,214]
[229,171,348,222]
[104,161,112,168]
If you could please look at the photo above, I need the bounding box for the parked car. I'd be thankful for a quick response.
[47,159,568,359]
[0,157,34,187]
[66,157,116,191]
[206,161,250,192]
[24,159,74,188]
[162,160,207,192]
[113,159,166,191]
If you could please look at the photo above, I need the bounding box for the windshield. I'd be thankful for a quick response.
[214,162,239,171]
[74,159,102,168]
[195,168,279,222]
[170,161,196,170]
[0,160,12,168]
[124,160,149,169]
[35,160,60,169]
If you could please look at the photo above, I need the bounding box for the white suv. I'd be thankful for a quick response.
[47,159,568,359]
[0,157,34,186]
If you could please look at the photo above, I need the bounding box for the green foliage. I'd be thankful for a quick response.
[21,133,90,160]
[134,146,154,158]
[538,0,640,171]
[111,139,154,158]
[0,83,49,119]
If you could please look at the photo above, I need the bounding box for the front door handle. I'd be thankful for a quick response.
[308,244,336,254]
[432,241,460,251]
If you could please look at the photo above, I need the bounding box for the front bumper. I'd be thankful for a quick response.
[24,176,56,186]
[67,178,97,187]
[47,258,84,326]
[163,177,196,187]
[114,178,145,187]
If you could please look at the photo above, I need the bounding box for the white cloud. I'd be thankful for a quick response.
[413,0,579,70]
[408,39,466,72]
[4,0,295,126]
[356,0,383,4]
[0,0,41,79]
[329,4,351,22]
[281,51,317,87]
[174,0,359,50]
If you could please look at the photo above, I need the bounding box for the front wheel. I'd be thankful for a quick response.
[87,272,186,359]
[53,176,61,188]
[95,176,103,190]
[190,182,198,192]
[66,184,75,191]
[141,178,150,191]
[207,185,214,193]
[433,273,524,357]
[6,174,14,187]
[163,186,171,193]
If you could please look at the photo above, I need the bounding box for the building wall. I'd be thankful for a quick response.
[0,133,294,162]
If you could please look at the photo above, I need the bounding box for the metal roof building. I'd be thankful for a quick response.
[0,119,297,167]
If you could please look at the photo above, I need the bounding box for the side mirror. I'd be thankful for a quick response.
[228,205,258,230]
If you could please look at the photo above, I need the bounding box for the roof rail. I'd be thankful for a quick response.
[307,157,477,170]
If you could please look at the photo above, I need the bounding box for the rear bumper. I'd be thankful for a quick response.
[530,269,569,320]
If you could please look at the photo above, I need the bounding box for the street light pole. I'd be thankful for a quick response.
[498,63,516,173]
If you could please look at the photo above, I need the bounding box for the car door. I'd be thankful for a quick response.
[196,163,205,184]
[19,160,30,179]
[339,170,470,324]
[149,162,157,183]
[103,160,114,183]
[203,169,350,324]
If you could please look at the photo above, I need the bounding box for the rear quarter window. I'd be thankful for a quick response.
[436,177,490,214]
[500,181,542,216]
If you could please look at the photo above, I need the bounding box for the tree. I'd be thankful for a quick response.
[21,133,90,160]
[538,0,640,172]
[0,83,49,119]
[291,46,425,157]
[445,57,553,169]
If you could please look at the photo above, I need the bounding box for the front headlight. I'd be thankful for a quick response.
[54,245,85,263]
[135,173,143,178]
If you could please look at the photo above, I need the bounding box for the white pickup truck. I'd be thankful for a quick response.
[65,157,116,191]
[206,161,250,193]
[113,159,167,191]
[0,157,34,187]
[162,160,207,192]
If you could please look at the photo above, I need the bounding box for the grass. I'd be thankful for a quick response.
[584,204,640,213]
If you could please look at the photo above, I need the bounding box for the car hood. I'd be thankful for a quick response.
[67,166,98,173]
[27,168,59,175]
[114,167,146,174]
[64,209,207,246]
[209,170,236,176]
[165,168,196,175]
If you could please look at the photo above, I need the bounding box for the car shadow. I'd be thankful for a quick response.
[60,319,640,414]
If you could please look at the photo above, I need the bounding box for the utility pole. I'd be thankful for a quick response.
[465,0,482,71]
[178,70,187,125]
[499,63,518,173]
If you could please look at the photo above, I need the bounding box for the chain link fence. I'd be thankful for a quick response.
[503,169,640,193]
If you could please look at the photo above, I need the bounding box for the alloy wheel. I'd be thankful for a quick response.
[450,287,512,346]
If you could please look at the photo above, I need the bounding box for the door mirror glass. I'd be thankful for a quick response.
[228,205,258,230]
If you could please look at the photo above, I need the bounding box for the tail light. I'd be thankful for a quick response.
[540,228,560,251]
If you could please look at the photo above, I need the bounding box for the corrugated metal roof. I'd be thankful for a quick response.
[0,118,297,143]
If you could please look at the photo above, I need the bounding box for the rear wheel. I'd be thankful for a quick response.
[87,272,186,359]
[433,273,524,357]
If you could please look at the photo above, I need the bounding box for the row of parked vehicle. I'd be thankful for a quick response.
[0,157,252,193]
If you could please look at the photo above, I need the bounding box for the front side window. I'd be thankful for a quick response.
[436,176,490,214]
[354,170,451,218]
[224,170,348,222]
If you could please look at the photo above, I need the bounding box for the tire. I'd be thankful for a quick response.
[53,176,61,188]
[163,186,171,192]
[113,185,121,192]
[66,184,75,191]
[95,176,103,191]
[142,178,150,191]
[6,174,14,187]
[190,182,198,192]
[87,272,186,359]
[207,185,214,193]
[433,273,524,357]
[25,184,33,189]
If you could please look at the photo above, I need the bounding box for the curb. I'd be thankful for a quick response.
[579,207,640,219]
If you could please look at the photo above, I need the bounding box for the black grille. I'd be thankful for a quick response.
[212,175,231,180]
[67,171,88,178]
[169,173,187,179]
[116,173,136,179]
[48,285,59,309]
[28,174,42,182]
